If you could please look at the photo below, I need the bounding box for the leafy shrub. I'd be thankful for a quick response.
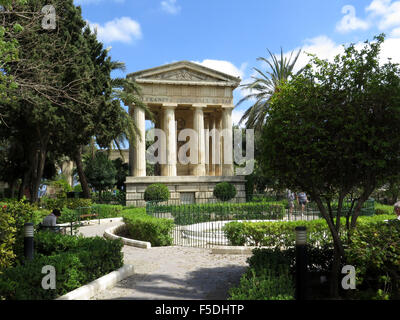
[0,232,124,300]
[222,215,395,247]
[0,253,85,300]
[73,184,83,192]
[91,204,123,219]
[213,182,237,202]
[374,203,393,215]
[0,205,16,272]
[0,200,45,262]
[144,184,170,203]
[122,209,174,246]
[92,190,126,205]
[346,219,400,300]
[228,248,295,300]
[40,197,92,211]
[147,202,285,225]
[223,219,336,247]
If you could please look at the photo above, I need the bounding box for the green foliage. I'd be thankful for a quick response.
[112,158,129,191]
[0,205,16,272]
[0,253,84,300]
[147,202,285,225]
[237,48,302,131]
[73,184,83,192]
[92,189,126,206]
[374,203,394,215]
[91,204,123,219]
[144,183,170,203]
[213,182,237,202]
[122,209,174,246]
[346,219,400,299]
[47,178,73,198]
[84,152,117,194]
[40,197,92,211]
[228,248,295,300]
[223,214,395,247]
[0,232,123,300]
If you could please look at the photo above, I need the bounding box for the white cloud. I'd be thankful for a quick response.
[336,5,370,33]
[232,109,245,126]
[390,27,400,36]
[192,59,246,79]
[161,0,181,15]
[88,17,142,44]
[366,0,400,30]
[289,34,400,69]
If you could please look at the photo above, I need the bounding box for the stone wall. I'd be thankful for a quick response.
[125,176,246,207]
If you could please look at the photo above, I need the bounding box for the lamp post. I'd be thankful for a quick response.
[24,223,34,261]
[295,226,307,300]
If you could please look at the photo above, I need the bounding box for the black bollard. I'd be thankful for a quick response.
[295,226,307,300]
[24,223,34,261]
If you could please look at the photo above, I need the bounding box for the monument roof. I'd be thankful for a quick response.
[127,60,241,88]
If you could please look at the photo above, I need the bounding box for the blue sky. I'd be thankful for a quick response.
[74,0,400,124]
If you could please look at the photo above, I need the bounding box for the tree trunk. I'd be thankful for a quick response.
[29,137,49,203]
[73,147,91,199]
[330,245,341,298]
[350,185,375,230]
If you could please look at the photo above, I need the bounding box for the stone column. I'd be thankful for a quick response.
[204,116,209,176]
[210,117,216,176]
[192,104,206,176]
[162,104,177,176]
[215,113,222,176]
[133,106,146,177]
[222,106,234,176]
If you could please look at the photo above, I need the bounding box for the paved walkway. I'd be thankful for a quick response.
[77,221,251,300]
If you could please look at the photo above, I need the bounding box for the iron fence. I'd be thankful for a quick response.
[146,197,375,248]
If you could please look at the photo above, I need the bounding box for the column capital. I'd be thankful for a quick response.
[192,103,207,109]
[162,103,178,109]
[221,104,234,111]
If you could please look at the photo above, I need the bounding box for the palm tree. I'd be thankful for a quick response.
[108,61,154,165]
[237,48,302,131]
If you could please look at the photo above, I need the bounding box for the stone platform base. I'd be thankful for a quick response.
[125,176,246,207]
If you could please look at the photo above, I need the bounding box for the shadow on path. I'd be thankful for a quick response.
[102,264,247,300]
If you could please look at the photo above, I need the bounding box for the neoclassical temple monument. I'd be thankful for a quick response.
[125,61,247,206]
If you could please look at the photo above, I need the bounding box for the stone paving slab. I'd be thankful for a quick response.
[77,220,251,300]
[92,246,251,300]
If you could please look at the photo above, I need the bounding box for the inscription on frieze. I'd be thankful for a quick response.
[144,96,233,104]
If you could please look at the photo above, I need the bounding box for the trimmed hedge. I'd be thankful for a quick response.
[91,204,123,219]
[40,197,92,211]
[148,202,285,225]
[223,214,396,247]
[0,232,123,300]
[122,209,174,246]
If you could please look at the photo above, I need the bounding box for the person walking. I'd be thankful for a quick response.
[297,192,308,217]
[286,189,296,219]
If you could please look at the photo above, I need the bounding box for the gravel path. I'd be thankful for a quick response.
[77,221,251,300]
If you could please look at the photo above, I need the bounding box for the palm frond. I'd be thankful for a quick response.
[237,47,302,131]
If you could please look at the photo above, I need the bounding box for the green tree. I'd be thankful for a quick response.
[112,158,129,191]
[84,152,116,197]
[259,34,400,297]
[237,48,302,131]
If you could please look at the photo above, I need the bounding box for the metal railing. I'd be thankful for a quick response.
[146,198,375,248]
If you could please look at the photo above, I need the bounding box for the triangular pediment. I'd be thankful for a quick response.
[127,61,241,87]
